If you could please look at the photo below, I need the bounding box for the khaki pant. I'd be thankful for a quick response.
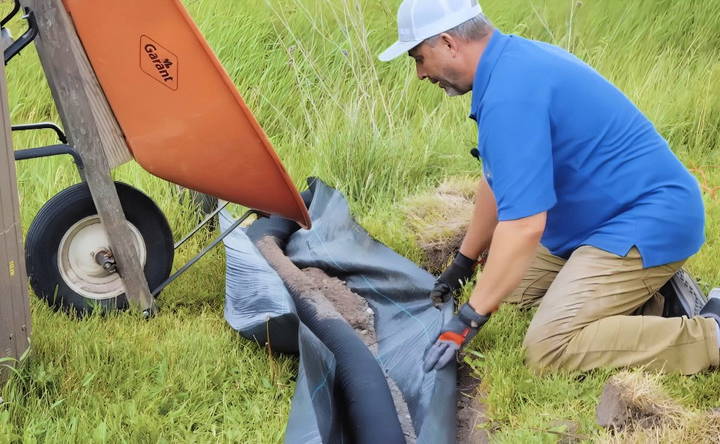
[506,245,719,374]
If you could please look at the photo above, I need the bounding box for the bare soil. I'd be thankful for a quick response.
[456,360,489,444]
[423,229,466,276]
[256,238,343,323]
[301,268,377,348]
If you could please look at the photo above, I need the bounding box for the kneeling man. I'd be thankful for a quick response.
[378,0,720,374]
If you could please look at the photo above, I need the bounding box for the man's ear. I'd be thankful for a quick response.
[438,33,460,57]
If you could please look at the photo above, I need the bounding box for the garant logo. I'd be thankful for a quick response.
[140,35,178,90]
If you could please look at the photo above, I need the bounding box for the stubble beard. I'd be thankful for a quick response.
[443,85,463,97]
[439,67,469,97]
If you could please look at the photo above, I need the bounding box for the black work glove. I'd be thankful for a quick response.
[423,303,490,372]
[429,252,477,308]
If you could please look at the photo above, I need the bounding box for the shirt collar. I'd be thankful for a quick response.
[469,29,512,121]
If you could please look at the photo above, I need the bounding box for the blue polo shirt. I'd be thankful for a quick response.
[470,30,704,268]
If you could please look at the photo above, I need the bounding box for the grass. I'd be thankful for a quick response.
[2,0,720,442]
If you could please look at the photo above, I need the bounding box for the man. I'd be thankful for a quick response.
[378,0,720,374]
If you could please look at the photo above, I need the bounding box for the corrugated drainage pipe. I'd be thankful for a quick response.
[251,204,406,444]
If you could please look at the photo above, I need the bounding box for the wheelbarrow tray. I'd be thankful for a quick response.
[62,0,311,228]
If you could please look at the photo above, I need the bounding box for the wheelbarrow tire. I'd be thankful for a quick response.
[25,182,174,315]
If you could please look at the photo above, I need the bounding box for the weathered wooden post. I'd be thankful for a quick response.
[0,59,31,383]
[20,0,156,314]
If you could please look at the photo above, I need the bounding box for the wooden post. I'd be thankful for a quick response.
[21,0,156,314]
[0,60,31,383]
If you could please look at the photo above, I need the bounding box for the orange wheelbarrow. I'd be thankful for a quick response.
[5,0,310,313]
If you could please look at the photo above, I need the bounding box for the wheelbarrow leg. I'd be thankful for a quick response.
[0,47,31,383]
[24,0,153,314]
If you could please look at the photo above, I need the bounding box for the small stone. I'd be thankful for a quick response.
[596,381,631,430]
[360,330,368,335]
[366,308,373,315]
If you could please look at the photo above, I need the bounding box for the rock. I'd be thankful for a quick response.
[596,380,631,430]
[596,372,678,432]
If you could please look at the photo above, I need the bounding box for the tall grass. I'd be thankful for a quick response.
[1,0,719,442]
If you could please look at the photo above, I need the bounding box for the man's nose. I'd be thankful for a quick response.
[416,64,427,80]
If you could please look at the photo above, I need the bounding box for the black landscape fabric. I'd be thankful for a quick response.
[221,179,457,444]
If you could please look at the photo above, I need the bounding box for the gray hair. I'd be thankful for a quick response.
[427,14,492,44]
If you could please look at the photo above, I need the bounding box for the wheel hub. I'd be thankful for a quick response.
[57,216,147,300]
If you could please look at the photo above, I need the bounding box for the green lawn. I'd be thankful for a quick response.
[2,0,720,442]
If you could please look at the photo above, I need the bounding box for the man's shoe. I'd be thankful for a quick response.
[699,288,720,324]
[659,269,707,318]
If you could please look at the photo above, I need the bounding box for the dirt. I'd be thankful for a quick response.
[300,268,377,348]
[256,238,344,322]
[386,373,416,443]
[456,360,490,444]
[423,229,467,276]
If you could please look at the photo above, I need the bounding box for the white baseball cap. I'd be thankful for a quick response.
[378,0,483,62]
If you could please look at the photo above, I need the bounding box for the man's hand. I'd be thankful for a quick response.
[429,252,478,308]
[423,303,490,372]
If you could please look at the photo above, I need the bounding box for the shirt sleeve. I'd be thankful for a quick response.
[478,100,557,221]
